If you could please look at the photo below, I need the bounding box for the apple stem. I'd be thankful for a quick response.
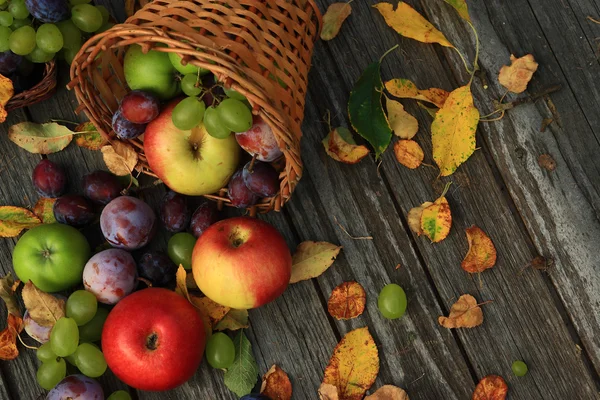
[248,154,258,172]
[137,277,153,287]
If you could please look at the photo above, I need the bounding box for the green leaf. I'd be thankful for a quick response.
[223,331,258,397]
[8,122,73,154]
[75,122,107,151]
[444,0,471,22]
[348,61,392,158]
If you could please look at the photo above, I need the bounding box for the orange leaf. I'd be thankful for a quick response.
[386,97,418,139]
[327,281,366,320]
[385,79,449,108]
[321,2,352,41]
[0,314,23,360]
[260,365,292,400]
[498,54,538,94]
[190,295,230,328]
[420,183,452,243]
[407,202,433,236]
[461,226,497,273]
[33,198,57,224]
[323,327,379,400]
[438,294,484,329]
[0,206,42,238]
[323,128,370,165]
[0,73,14,123]
[365,385,410,399]
[472,375,508,400]
[319,383,339,400]
[394,140,424,169]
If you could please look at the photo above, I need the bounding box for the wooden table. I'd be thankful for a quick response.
[2,0,600,399]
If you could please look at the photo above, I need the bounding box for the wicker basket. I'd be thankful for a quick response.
[68,0,322,214]
[6,61,57,112]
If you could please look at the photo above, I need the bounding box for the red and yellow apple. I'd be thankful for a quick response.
[144,100,241,196]
[192,217,291,309]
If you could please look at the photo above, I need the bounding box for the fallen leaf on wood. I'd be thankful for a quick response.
[33,198,57,224]
[327,281,366,320]
[420,183,452,243]
[0,314,23,360]
[394,140,424,169]
[444,0,471,22]
[374,2,454,47]
[0,274,21,318]
[386,97,418,139]
[321,2,352,41]
[0,74,14,123]
[407,202,433,236]
[472,375,508,400]
[461,226,497,273]
[319,383,339,400]
[498,54,538,94]
[101,141,138,176]
[438,294,483,329]
[538,154,556,171]
[214,309,249,331]
[323,127,370,164]
[260,365,292,400]
[8,122,74,154]
[22,281,65,328]
[417,102,439,118]
[0,206,41,238]
[386,79,449,108]
[190,295,230,328]
[365,385,410,400]
[323,327,379,400]
[432,85,479,176]
[75,122,107,151]
[224,330,259,397]
[290,241,342,283]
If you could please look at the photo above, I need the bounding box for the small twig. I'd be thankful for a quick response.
[17,334,39,350]
[333,216,373,240]
[137,277,153,287]
[587,15,600,24]
[480,111,506,122]
[408,372,426,386]
[248,154,258,172]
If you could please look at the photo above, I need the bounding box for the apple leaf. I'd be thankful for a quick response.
[327,281,366,320]
[394,140,424,169]
[101,141,138,176]
[0,73,14,123]
[174,265,190,301]
[438,294,484,329]
[290,241,342,283]
[0,274,21,318]
[386,97,419,139]
[260,365,293,400]
[461,225,497,274]
[190,295,231,328]
[75,122,107,151]
[224,330,259,397]
[215,309,249,332]
[444,0,471,22]
[407,202,433,236]
[22,281,65,328]
[385,78,449,108]
[0,314,23,361]
[8,122,74,154]
[0,206,42,238]
[319,383,340,400]
[420,183,452,243]
[498,54,538,94]
[33,198,57,224]
[365,385,410,400]
[322,127,370,164]
[321,2,352,41]
[472,375,508,400]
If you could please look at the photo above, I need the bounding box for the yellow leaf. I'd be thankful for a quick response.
[260,365,293,400]
[190,295,230,328]
[321,2,352,41]
[444,0,471,22]
[407,202,433,236]
[75,122,107,151]
[431,85,479,176]
[373,2,454,48]
[290,241,342,283]
[22,282,65,328]
[101,141,138,176]
[33,198,57,224]
[386,97,418,139]
[420,183,452,243]
[438,294,484,329]
[174,265,190,301]
[319,383,339,400]
[323,128,370,164]
[323,327,379,400]
[461,225,497,273]
[214,309,249,331]
[385,79,449,108]
[365,385,410,400]
[393,140,424,169]
[498,54,538,94]
[0,74,14,124]
[0,206,41,238]
[327,281,366,320]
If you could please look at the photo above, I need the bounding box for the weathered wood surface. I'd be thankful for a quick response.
[1,0,599,399]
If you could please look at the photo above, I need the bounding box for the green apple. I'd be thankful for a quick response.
[168,52,210,76]
[124,45,181,100]
[13,224,91,292]
[144,99,240,196]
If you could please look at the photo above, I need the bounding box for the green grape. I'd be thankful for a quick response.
[66,290,98,326]
[36,358,66,390]
[172,97,206,130]
[73,343,107,378]
[56,20,81,50]
[512,360,528,377]
[0,11,13,27]
[64,352,77,366]
[224,87,246,101]
[377,283,407,320]
[10,17,30,30]
[63,46,80,65]
[79,307,109,343]
[107,391,132,400]
[205,332,235,369]
[36,23,63,53]
[216,98,253,133]
[96,5,110,25]
[167,232,196,270]
[69,0,92,4]
[0,26,10,52]
[8,0,29,20]
[9,25,35,55]
[71,4,102,33]
[36,342,58,363]
[181,74,202,97]
[204,106,231,139]
[26,46,54,63]
[50,317,79,357]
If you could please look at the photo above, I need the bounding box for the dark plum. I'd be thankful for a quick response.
[227,170,258,208]
[100,196,156,250]
[190,201,220,238]
[242,161,279,197]
[159,191,190,233]
[120,90,160,124]
[47,375,104,400]
[137,252,177,287]
[32,159,66,197]
[53,195,95,227]
[83,249,137,304]
[112,109,146,140]
[0,50,22,76]
[82,170,123,205]
[25,0,70,23]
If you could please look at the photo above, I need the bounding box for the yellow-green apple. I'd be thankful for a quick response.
[124,45,181,100]
[144,100,241,196]
[192,216,291,309]
[102,288,205,391]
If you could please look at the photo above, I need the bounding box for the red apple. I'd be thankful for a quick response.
[192,216,291,309]
[102,288,205,391]
[235,114,283,162]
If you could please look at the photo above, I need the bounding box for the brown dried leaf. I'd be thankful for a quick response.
[75,122,107,151]
[407,202,433,236]
[101,141,138,176]
[538,154,556,171]
[214,309,249,331]
[365,385,410,400]
[0,206,41,238]
[22,281,65,328]
[438,294,483,329]
[190,295,230,328]
[394,140,424,169]
[260,365,292,400]
[498,54,538,94]
[33,198,57,224]
[319,383,339,400]
[290,241,342,283]
[0,274,21,318]
[472,375,508,400]
[323,128,370,165]
[0,314,23,360]
[0,74,14,123]
[321,2,352,41]
[386,97,418,139]
[461,226,497,273]
[327,281,366,320]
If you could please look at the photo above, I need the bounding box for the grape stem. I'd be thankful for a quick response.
[16,333,38,350]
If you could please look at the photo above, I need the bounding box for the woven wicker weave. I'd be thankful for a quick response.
[6,61,57,112]
[68,0,321,214]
